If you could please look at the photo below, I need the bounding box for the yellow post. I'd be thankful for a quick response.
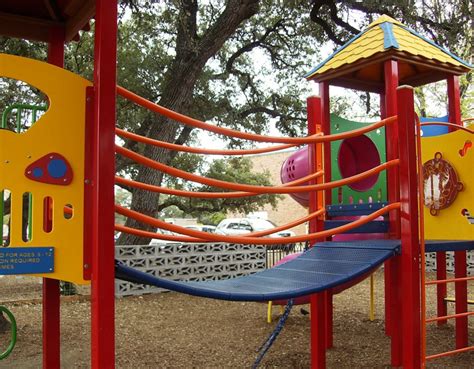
[369,273,375,321]
[267,301,273,323]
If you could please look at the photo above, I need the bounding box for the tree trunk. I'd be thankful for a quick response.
[118,0,260,245]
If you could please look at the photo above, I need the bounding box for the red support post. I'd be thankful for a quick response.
[324,291,333,349]
[42,26,65,369]
[307,95,327,366]
[388,254,402,366]
[318,82,334,349]
[91,1,118,368]
[42,281,60,369]
[436,252,448,325]
[310,293,326,369]
[382,60,402,366]
[397,85,422,369]
[454,251,468,348]
[384,60,400,238]
[447,75,468,348]
[447,75,462,129]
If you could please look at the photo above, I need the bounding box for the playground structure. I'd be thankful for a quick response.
[0,4,472,369]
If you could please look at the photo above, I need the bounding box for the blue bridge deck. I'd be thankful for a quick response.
[115,240,401,302]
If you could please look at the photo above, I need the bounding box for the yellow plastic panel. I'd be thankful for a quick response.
[0,54,91,284]
[421,130,474,240]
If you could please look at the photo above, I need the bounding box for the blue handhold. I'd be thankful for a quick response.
[47,159,68,179]
[32,167,44,178]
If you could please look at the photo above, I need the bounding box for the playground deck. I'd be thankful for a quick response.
[116,240,401,301]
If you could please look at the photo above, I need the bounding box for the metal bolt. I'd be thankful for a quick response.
[27,155,32,159]
[85,179,90,184]
[84,264,90,269]
[4,160,9,164]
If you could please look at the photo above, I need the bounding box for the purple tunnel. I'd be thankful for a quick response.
[280,136,381,207]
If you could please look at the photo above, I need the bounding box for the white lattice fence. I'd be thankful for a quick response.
[115,243,266,297]
[425,251,474,275]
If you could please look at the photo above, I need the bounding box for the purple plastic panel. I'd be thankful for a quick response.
[280,147,310,207]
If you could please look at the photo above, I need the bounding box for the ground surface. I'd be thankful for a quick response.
[0,271,472,368]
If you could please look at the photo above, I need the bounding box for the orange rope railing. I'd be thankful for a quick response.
[116,207,326,243]
[115,202,400,245]
[425,276,474,285]
[117,86,396,144]
[116,127,301,155]
[426,311,474,324]
[420,121,474,134]
[116,145,399,194]
[115,169,324,198]
[426,346,474,361]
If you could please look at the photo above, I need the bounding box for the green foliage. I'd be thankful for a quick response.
[157,155,282,221]
[199,212,226,226]
[1,1,472,243]
[112,1,323,237]
[0,38,48,130]
[461,91,473,118]
[199,2,323,140]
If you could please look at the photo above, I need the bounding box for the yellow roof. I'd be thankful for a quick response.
[305,15,472,82]
[368,14,403,27]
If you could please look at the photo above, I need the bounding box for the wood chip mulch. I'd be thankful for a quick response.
[0,271,472,368]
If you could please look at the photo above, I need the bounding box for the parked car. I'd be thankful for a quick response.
[184,225,217,233]
[149,229,180,245]
[216,218,295,238]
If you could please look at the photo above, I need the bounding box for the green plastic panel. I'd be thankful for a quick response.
[330,114,387,205]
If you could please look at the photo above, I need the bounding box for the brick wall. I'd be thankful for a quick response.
[244,149,308,235]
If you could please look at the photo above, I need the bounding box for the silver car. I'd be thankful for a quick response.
[216,218,295,238]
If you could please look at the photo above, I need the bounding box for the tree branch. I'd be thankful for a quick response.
[225,19,284,73]
[175,0,199,55]
[310,0,359,45]
[198,0,260,62]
